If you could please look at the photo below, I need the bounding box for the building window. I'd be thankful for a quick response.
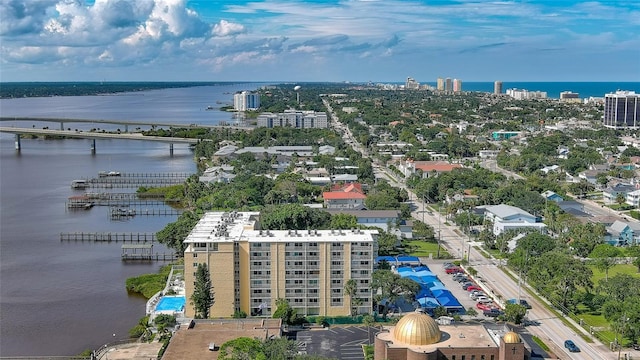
[193,262,198,267]
[211,243,218,251]
[193,253,198,258]
[331,298,343,306]
[331,279,342,285]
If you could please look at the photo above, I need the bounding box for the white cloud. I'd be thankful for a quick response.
[213,20,245,37]
[0,0,638,81]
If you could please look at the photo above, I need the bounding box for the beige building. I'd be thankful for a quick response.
[375,311,531,360]
[183,211,378,318]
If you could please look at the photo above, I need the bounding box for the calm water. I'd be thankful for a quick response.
[0,84,261,356]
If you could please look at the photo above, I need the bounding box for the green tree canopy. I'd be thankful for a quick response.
[190,263,214,319]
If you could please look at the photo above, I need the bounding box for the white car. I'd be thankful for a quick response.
[476,296,493,304]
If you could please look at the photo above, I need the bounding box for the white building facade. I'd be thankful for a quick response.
[257,110,329,129]
[233,91,261,111]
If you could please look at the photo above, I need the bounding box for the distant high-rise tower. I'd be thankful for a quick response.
[445,78,452,92]
[603,91,640,129]
[405,77,419,90]
[453,79,462,92]
[234,91,261,111]
[436,77,445,91]
[494,81,503,94]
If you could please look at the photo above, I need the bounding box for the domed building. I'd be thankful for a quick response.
[375,311,531,360]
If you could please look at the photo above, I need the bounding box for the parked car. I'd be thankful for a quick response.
[476,296,493,304]
[455,276,470,283]
[466,285,482,292]
[446,266,463,274]
[452,273,467,280]
[564,340,580,352]
[476,302,493,311]
[209,342,218,351]
[507,298,532,309]
[470,292,485,300]
[443,262,455,268]
[462,283,476,290]
[483,309,504,318]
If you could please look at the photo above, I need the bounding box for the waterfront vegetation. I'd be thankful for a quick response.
[125,263,175,299]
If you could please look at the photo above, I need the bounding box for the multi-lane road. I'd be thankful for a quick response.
[323,103,631,359]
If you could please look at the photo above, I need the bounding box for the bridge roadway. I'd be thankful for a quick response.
[0,126,207,155]
[0,116,253,131]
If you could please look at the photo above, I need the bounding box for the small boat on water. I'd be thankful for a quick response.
[206,106,215,110]
[99,171,121,177]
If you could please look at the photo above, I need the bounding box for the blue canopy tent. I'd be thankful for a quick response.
[404,275,427,284]
[416,286,433,299]
[396,256,421,266]
[413,270,435,277]
[417,296,440,308]
[376,256,396,265]
[397,267,414,274]
[436,292,464,311]
[426,281,447,291]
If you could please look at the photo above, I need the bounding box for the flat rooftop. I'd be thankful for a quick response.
[162,319,281,360]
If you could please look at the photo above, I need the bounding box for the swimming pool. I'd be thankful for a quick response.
[156,296,185,312]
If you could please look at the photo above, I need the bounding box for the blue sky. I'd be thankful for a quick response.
[1,0,639,82]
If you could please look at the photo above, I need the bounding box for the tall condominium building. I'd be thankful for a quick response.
[183,211,378,318]
[436,78,445,91]
[505,88,547,100]
[233,91,261,111]
[405,77,420,90]
[494,81,503,95]
[453,79,462,92]
[445,78,453,92]
[257,110,328,129]
[603,91,640,129]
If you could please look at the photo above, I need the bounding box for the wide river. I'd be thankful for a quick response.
[0,84,262,356]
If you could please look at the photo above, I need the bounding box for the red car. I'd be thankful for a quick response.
[476,302,493,311]
[466,285,482,292]
[445,267,463,274]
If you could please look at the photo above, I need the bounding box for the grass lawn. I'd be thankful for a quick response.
[404,240,451,258]
[589,264,640,284]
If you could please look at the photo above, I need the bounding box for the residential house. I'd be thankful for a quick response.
[626,189,640,207]
[540,165,560,174]
[400,160,463,178]
[199,165,236,183]
[326,209,413,238]
[478,150,500,159]
[605,220,640,246]
[541,190,563,203]
[578,170,601,185]
[478,204,546,235]
[603,183,636,204]
[323,183,367,209]
[557,146,570,159]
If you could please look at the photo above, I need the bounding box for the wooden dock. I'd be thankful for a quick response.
[117,172,191,178]
[60,232,157,242]
[109,207,181,219]
[121,244,177,261]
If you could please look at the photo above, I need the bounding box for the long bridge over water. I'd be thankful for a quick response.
[0,116,253,131]
[0,116,252,154]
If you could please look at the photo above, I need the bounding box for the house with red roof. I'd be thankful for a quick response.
[323,183,367,209]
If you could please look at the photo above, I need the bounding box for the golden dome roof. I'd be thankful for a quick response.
[503,331,521,344]
[392,312,441,346]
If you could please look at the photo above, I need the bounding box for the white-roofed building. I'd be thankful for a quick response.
[479,204,546,235]
[183,211,378,318]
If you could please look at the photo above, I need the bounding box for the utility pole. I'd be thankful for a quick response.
[437,202,441,258]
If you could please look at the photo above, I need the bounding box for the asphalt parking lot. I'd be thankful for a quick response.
[294,326,379,360]
[422,259,499,317]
